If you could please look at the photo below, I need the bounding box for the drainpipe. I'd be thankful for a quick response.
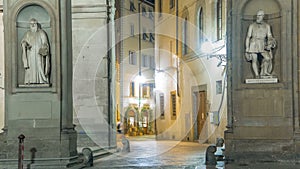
[138,0,142,109]
[176,0,180,97]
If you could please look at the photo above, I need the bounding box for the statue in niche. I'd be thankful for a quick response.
[21,18,50,84]
[245,9,276,79]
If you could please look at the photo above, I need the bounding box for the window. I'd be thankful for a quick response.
[130,81,135,97]
[170,41,175,66]
[169,0,175,9]
[129,50,137,65]
[149,83,155,98]
[130,24,134,36]
[149,55,155,69]
[158,0,162,17]
[217,0,222,40]
[169,40,173,55]
[149,33,155,42]
[160,93,165,118]
[198,8,204,43]
[142,83,155,98]
[142,55,155,68]
[129,116,135,126]
[142,116,148,127]
[148,8,154,20]
[142,55,149,67]
[170,91,177,118]
[130,1,136,12]
[142,6,147,17]
[216,80,222,94]
[142,84,150,98]
[142,28,149,40]
[183,17,188,55]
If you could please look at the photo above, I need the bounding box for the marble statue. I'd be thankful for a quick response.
[21,18,50,84]
[245,9,276,78]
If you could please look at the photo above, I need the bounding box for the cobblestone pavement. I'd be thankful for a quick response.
[225,163,299,169]
[86,135,300,169]
[89,135,210,169]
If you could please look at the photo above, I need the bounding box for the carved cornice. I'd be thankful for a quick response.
[72,4,107,19]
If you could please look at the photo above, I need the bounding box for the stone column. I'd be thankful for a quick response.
[108,0,117,147]
[60,0,75,131]
[0,2,5,132]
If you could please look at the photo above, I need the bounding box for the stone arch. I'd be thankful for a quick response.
[242,0,281,15]
[16,5,51,85]
[140,106,154,134]
[123,105,138,135]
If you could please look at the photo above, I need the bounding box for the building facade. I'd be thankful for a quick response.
[154,0,227,142]
[1,0,299,166]
[116,0,156,136]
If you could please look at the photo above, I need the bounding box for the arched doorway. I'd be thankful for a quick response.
[140,105,154,135]
[124,105,139,136]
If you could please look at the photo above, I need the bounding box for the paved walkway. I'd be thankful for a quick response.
[225,163,299,169]
[85,135,299,169]
[89,135,210,169]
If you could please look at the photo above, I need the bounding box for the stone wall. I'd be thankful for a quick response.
[0,1,77,168]
[225,0,299,163]
[71,0,115,148]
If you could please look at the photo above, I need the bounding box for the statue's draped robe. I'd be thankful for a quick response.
[247,22,272,53]
[21,29,50,84]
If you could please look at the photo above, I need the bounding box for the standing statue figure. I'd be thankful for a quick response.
[245,9,276,78]
[21,18,50,84]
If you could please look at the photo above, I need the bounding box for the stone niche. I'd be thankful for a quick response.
[16,5,54,88]
[226,0,299,164]
[0,0,78,168]
[241,1,281,81]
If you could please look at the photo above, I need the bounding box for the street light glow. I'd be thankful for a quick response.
[201,40,213,54]
[135,75,146,84]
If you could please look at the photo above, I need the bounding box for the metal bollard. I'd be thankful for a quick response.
[205,144,217,165]
[82,148,93,167]
[18,134,25,169]
[215,138,225,161]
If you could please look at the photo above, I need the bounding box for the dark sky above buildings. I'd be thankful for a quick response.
[145,0,155,4]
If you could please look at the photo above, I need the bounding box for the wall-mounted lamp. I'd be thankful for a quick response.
[201,40,226,67]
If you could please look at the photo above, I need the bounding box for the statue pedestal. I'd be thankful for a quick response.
[245,76,278,84]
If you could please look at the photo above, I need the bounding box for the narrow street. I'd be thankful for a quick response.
[85,136,299,169]
[89,135,210,169]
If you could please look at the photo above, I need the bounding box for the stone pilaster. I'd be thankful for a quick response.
[226,0,299,164]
